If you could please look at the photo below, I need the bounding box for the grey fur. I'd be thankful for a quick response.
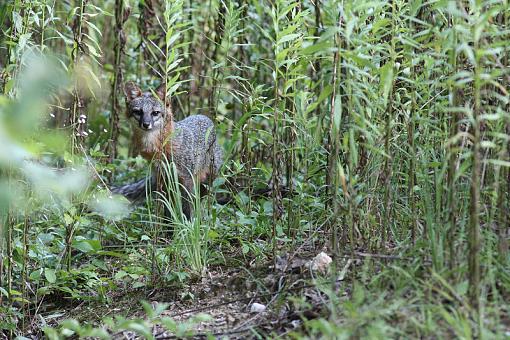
[111,82,223,218]
[172,114,223,181]
[111,174,156,203]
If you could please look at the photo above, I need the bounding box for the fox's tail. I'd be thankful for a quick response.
[112,174,291,206]
[111,174,156,203]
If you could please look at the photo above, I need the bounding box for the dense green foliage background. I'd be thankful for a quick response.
[0,0,509,338]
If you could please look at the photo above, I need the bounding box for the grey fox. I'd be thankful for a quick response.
[112,81,223,218]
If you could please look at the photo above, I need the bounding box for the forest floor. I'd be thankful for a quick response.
[12,219,510,339]
[34,243,358,338]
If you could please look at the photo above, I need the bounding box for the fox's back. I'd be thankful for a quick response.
[172,114,222,180]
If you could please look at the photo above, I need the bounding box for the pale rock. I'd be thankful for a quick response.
[310,252,332,273]
[250,303,266,313]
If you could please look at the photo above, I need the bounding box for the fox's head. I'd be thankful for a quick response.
[123,81,170,131]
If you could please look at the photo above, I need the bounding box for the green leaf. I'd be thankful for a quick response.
[372,18,391,34]
[61,319,81,332]
[0,287,8,297]
[12,12,22,32]
[132,281,146,289]
[278,33,300,45]
[73,239,102,253]
[242,243,250,255]
[301,41,333,55]
[4,79,14,94]
[306,84,333,114]
[115,270,128,280]
[45,268,56,284]
[485,159,510,167]
[122,321,152,338]
[43,327,60,340]
[379,61,394,105]
[63,213,73,225]
[29,269,43,280]
[333,94,342,134]
[86,21,103,36]
[160,318,177,332]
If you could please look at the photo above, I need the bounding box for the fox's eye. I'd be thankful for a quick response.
[152,111,160,116]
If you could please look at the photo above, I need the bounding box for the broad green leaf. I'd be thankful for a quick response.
[379,61,394,105]
[73,239,101,253]
[45,268,56,284]
[278,33,300,45]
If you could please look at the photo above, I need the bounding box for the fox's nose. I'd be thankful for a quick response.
[142,122,151,129]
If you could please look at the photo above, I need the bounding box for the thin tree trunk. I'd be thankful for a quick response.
[327,13,342,256]
[110,0,127,162]
[447,12,459,269]
[469,32,481,311]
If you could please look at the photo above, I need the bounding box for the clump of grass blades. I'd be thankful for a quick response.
[154,154,211,276]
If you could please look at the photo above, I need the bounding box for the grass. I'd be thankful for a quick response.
[0,0,509,338]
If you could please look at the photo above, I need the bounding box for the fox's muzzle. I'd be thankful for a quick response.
[139,116,153,130]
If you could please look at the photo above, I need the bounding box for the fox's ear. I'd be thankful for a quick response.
[155,82,168,103]
[124,81,142,102]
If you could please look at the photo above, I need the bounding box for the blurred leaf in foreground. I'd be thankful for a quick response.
[88,192,131,221]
